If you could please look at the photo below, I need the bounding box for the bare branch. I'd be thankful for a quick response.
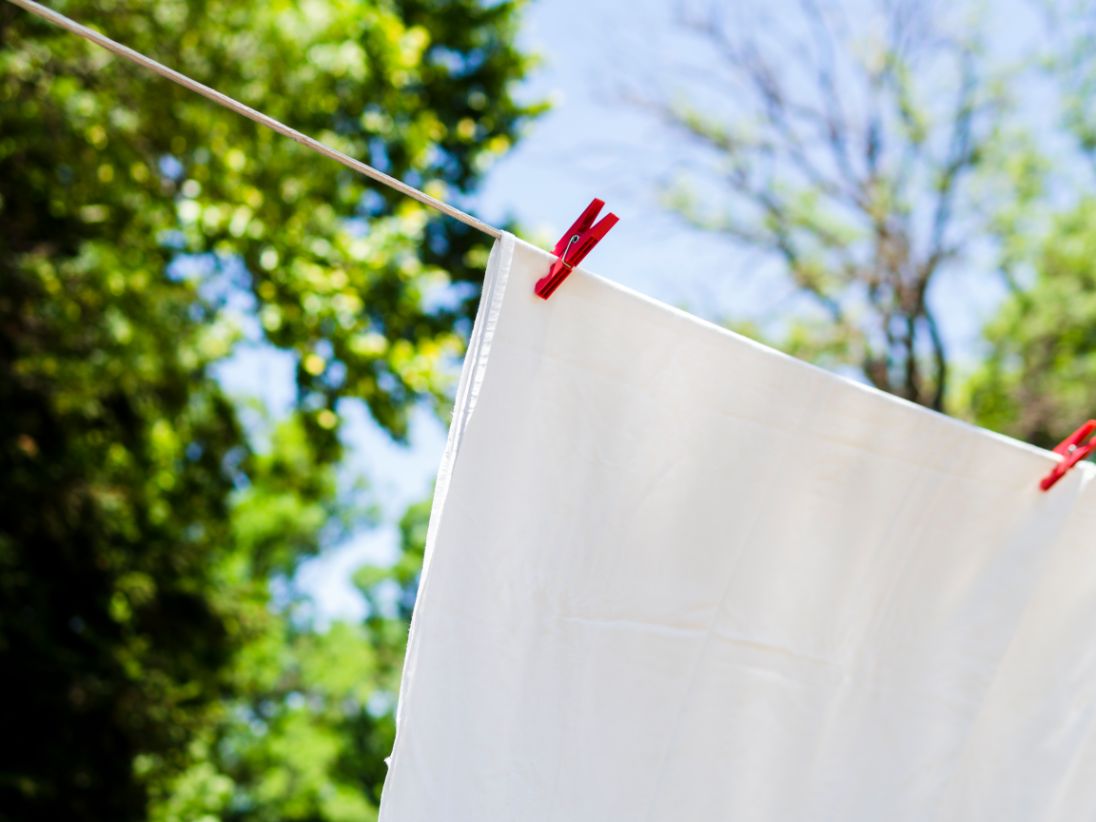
[627,0,1008,410]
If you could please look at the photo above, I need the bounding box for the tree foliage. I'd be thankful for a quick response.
[635,0,1011,410]
[959,0,1096,445]
[0,0,539,818]
[964,199,1096,446]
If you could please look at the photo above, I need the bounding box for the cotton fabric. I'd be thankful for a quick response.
[380,233,1096,821]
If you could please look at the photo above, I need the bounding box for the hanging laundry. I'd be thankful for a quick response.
[380,234,1096,821]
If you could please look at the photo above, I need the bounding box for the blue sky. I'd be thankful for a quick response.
[217,0,1052,620]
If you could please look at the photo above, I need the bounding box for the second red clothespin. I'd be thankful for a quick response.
[1040,420,1096,491]
[535,198,618,299]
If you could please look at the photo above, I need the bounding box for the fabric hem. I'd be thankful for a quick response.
[378,231,516,814]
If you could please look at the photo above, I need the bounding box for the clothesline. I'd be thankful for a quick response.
[5,0,503,240]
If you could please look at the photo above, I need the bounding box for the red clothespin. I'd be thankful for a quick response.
[1039,420,1096,491]
[534,198,618,299]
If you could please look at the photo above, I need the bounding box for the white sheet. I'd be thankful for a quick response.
[379,233,1096,821]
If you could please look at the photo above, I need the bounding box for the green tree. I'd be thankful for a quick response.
[0,0,540,818]
[151,498,431,822]
[963,200,1096,445]
[960,0,1096,445]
